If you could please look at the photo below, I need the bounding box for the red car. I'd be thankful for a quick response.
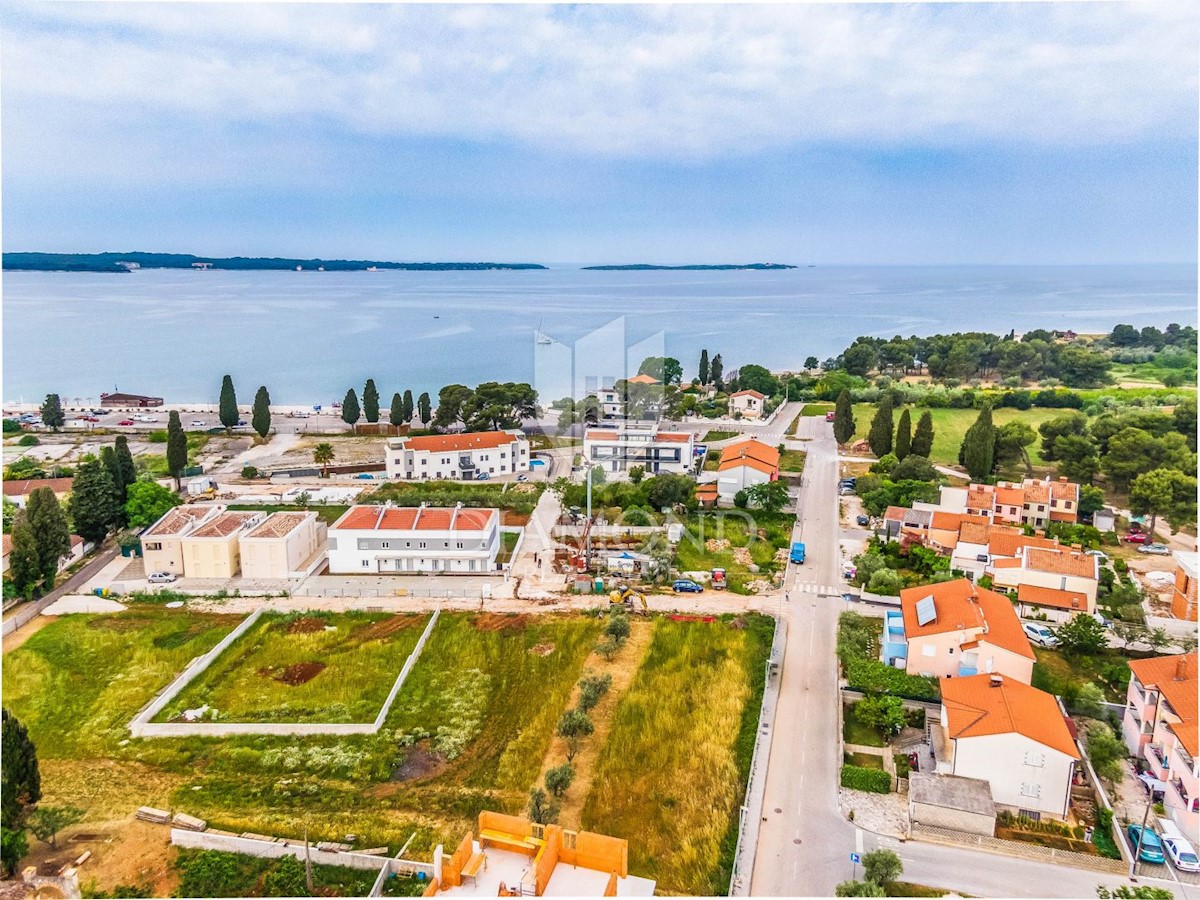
[78,415,99,423]
[117,419,134,426]
[825,411,836,422]
[1124,532,1149,544]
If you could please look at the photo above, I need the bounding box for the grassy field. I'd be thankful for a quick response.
[843,702,887,747]
[674,511,794,593]
[844,751,885,769]
[1031,646,1133,703]
[801,403,834,417]
[703,448,722,472]
[780,449,806,472]
[156,612,429,724]
[702,430,740,442]
[495,530,521,564]
[582,615,774,896]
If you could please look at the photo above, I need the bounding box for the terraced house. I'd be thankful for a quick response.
[384,430,529,481]
[327,502,501,574]
[986,545,1099,621]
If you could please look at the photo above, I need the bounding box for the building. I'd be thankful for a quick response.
[955,477,1080,528]
[935,674,1079,820]
[140,506,226,576]
[178,510,264,578]
[385,430,529,481]
[238,511,327,579]
[583,424,695,475]
[594,386,624,419]
[432,810,655,897]
[728,389,765,419]
[327,503,501,574]
[1092,507,1117,533]
[1172,551,1198,622]
[890,580,1035,683]
[3,478,74,510]
[986,545,1099,619]
[716,437,780,502]
[99,392,163,407]
[1,534,91,575]
[908,772,997,836]
[949,524,1058,582]
[1123,654,1198,843]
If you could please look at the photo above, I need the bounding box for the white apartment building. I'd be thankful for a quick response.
[327,503,501,574]
[583,424,696,475]
[385,430,529,481]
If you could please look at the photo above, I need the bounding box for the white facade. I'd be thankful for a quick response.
[728,391,765,419]
[938,726,1076,820]
[327,504,501,575]
[583,425,695,475]
[238,512,327,579]
[716,463,771,501]
[385,431,529,481]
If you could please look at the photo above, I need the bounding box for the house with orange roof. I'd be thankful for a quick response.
[944,477,1081,528]
[178,510,266,579]
[327,502,501,574]
[3,477,74,509]
[1172,551,1198,622]
[1123,653,1198,842]
[935,674,1080,819]
[892,580,1035,683]
[949,524,1055,581]
[141,505,228,577]
[583,423,695,476]
[986,545,1099,619]
[2,533,91,576]
[728,389,766,419]
[385,430,529,481]
[715,437,779,502]
[238,511,327,579]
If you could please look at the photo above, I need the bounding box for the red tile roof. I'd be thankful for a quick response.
[245,512,313,540]
[1023,481,1051,504]
[1017,583,1088,611]
[2,478,74,497]
[931,512,964,531]
[1129,653,1198,737]
[995,486,1026,507]
[401,431,520,453]
[899,579,1033,661]
[332,505,497,532]
[988,531,1058,559]
[626,374,660,385]
[718,439,780,476]
[144,506,215,537]
[188,511,261,539]
[1023,547,1097,579]
[942,675,1080,758]
[730,389,765,399]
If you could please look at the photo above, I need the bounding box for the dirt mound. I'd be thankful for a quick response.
[528,643,556,656]
[705,538,731,552]
[472,613,531,632]
[286,616,328,634]
[390,742,448,783]
[259,661,327,685]
[358,614,425,642]
[732,547,754,566]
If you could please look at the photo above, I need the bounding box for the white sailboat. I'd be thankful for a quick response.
[535,319,553,344]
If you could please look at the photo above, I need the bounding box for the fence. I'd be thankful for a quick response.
[840,687,941,713]
[296,585,493,600]
[909,823,1128,874]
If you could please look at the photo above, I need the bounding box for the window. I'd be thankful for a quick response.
[1024,751,1045,767]
[1020,782,1042,798]
[922,644,937,658]
[381,541,389,549]
[328,538,337,550]
[419,541,426,549]
[456,542,464,549]
[421,459,427,465]
[145,542,163,551]
[361,559,369,568]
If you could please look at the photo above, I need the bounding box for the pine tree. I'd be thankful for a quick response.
[833,390,855,445]
[6,521,41,600]
[114,436,137,496]
[39,394,64,432]
[69,458,119,544]
[402,390,414,423]
[911,411,935,458]
[867,396,894,457]
[363,379,380,423]
[25,487,70,590]
[699,349,710,385]
[1,708,41,829]
[218,374,239,432]
[894,408,912,461]
[341,389,361,427]
[252,386,272,439]
[961,404,997,480]
[417,392,432,426]
[711,354,724,390]
[389,393,405,427]
[166,410,188,491]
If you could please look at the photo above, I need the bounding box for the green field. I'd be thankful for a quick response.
[801,403,834,417]
[156,611,429,724]
[780,449,806,472]
[582,615,774,896]
[674,511,794,593]
[227,503,349,525]
[702,430,740,442]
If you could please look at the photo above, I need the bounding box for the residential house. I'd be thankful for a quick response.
[583,424,695,475]
[3,477,74,509]
[728,389,766,419]
[327,503,501,575]
[882,507,933,543]
[716,437,780,502]
[987,545,1099,620]
[593,386,624,419]
[1,533,91,575]
[238,511,327,579]
[178,510,264,578]
[1123,653,1199,843]
[140,506,226,576]
[934,674,1079,820]
[889,579,1035,683]
[695,483,719,508]
[949,525,1058,582]
[1172,551,1198,622]
[953,477,1080,528]
[385,430,529,481]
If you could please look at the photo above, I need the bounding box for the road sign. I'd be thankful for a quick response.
[849,853,861,864]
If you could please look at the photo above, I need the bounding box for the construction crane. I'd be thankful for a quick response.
[608,585,649,615]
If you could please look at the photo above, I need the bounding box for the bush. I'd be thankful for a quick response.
[840,765,891,793]
[2,419,21,434]
[578,673,612,712]
[17,434,38,446]
[867,569,903,596]
[545,763,575,797]
[241,465,259,479]
[605,614,631,642]
[844,658,940,701]
[147,430,168,443]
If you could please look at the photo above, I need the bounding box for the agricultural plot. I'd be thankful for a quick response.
[582,614,774,896]
[154,611,430,724]
[674,511,795,593]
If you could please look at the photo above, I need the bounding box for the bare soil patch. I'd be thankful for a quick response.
[390,741,449,783]
[286,615,328,634]
[259,661,327,685]
[472,613,532,632]
[528,643,556,656]
[2,614,53,653]
[358,614,425,642]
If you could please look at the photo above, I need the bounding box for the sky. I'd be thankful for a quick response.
[1,2,1197,265]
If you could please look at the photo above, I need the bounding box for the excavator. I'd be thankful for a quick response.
[608,584,649,615]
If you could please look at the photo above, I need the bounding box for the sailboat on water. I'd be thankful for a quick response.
[535,319,553,345]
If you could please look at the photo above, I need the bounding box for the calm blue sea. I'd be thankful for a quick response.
[2,264,1195,405]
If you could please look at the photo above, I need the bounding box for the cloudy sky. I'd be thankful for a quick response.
[2,2,1197,264]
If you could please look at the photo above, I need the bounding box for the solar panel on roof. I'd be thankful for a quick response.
[916,595,937,626]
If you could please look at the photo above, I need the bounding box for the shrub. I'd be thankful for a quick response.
[605,615,631,642]
[843,658,940,701]
[578,673,612,712]
[867,569,903,596]
[545,763,575,797]
[840,765,891,793]
[17,434,38,446]
[241,465,259,479]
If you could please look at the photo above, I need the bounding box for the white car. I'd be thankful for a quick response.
[134,414,157,422]
[1085,549,1110,562]
[190,420,206,427]
[1159,820,1200,873]
[1138,543,1171,555]
[147,571,177,584]
[1022,622,1059,648]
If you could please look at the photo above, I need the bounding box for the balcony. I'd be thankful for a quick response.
[1170,777,1198,814]
[1149,744,1171,774]
[957,663,979,677]
[881,610,907,666]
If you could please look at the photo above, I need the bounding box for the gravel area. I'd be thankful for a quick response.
[838,787,909,838]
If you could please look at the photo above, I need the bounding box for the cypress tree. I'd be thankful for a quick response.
[25,487,70,590]
[166,410,188,490]
[867,396,894,457]
[833,390,855,445]
[961,404,997,480]
[710,354,724,390]
[218,374,239,432]
[699,349,710,385]
[418,392,432,426]
[69,459,119,545]
[114,436,137,496]
[911,411,935,458]
[39,394,64,432]
[402,390,414,423]
[389,393,405,427]
[100,446,125,520]
[363,379,380,424]
[7,521,41,600]
[252,386,272,439]
[894,408,912,461]
[341,389,361,426]
[1,708,41,829]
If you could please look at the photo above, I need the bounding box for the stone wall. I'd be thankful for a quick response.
[910,823,1127,874]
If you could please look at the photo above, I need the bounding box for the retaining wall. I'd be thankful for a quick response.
[909,823,1128,874]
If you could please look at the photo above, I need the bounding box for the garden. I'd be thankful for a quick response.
[171,847,425,897]
[365,480,545,519]
[674,510,796,594]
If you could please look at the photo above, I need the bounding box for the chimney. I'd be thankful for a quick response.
[1059,476,1067,483]
[989,674,1003,688]
[1176,656,1188,681]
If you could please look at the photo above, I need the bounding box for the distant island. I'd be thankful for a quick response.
[581,263,797,271]
[2,252,547,273]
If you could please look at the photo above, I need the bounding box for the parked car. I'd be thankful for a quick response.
[1159,820,1200,872]
[190,420,206,426]
[1139,543,1171,555]
[1085,549,1110,562]
[1137,772,1167,800]
[475,472,490,480]
[1022,622,1059,648]
[147,571,177,584]
[117,419,134,426]
[825,411,836,422]
[516,475,529,482]
[839,477,857,488]
[80,415,99,423]
[1127,824,1166,864]
[672,579,703,593]
[856,514,870,527]
[93,408,110,415]
[1124,532,1150,544]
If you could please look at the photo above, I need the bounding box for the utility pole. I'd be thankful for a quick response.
[1129,798,1153,880]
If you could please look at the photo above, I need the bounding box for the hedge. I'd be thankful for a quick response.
[844,658,940,702]
[840,765,891,794]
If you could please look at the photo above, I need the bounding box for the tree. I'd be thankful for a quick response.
[628,465,645,485]
[124,481,182,529]
[545,763,575,797]
[402,389,415,424]
[7,521,41,598]
[834,881,885,897]
[25,487,70,590]
[389,392,405,427]
[556,709,594,761]
[114,436,137,497]
[69,459,119,544]
[804,356,820,370]
[710,354,724,390]
[638,356,683,386]
[867,396,894,457]
[1079,485,1106,516]
[312,443,335,479]
[735,364,779,396]
[1103,429,1195,492]
[341,388,361,426]
[994,421,1037,475]
[1056,615,1107,655]
[362,378,380,423]
[262,854,307,898]
[166,411,188,490]
[831,391,854,445]
[862,849,903,887]
[855,696,905,737]
[418,392,432,426]
[1109,324,1141,347]
[431,384,472,430]
[699,349,710,385]
[841,339,879,377]
[39,393,64,431]
[1039,411,1090,461]
[960,405,997,480]
[218,374,239,432]
[643,473,693,509]
[252,386,272,438]
[1,827,28,877]
[1131,468,1197,535]
[578,673,612,712]
[1074,683,1106,719]
[528,788,559,825]
[28,805,82,850]
[461,382,539,431]
[1085,722,1126,783]
[889,455,937,482]
[894,409,912,461]
[2,497,17,532]
[745,480,790,514]
[1174,395,1197,452]
[1,709,41,831]
[100,446,126,525]
[1054,434,1101,484]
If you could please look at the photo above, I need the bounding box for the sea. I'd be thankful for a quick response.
[2,264,1196,406]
